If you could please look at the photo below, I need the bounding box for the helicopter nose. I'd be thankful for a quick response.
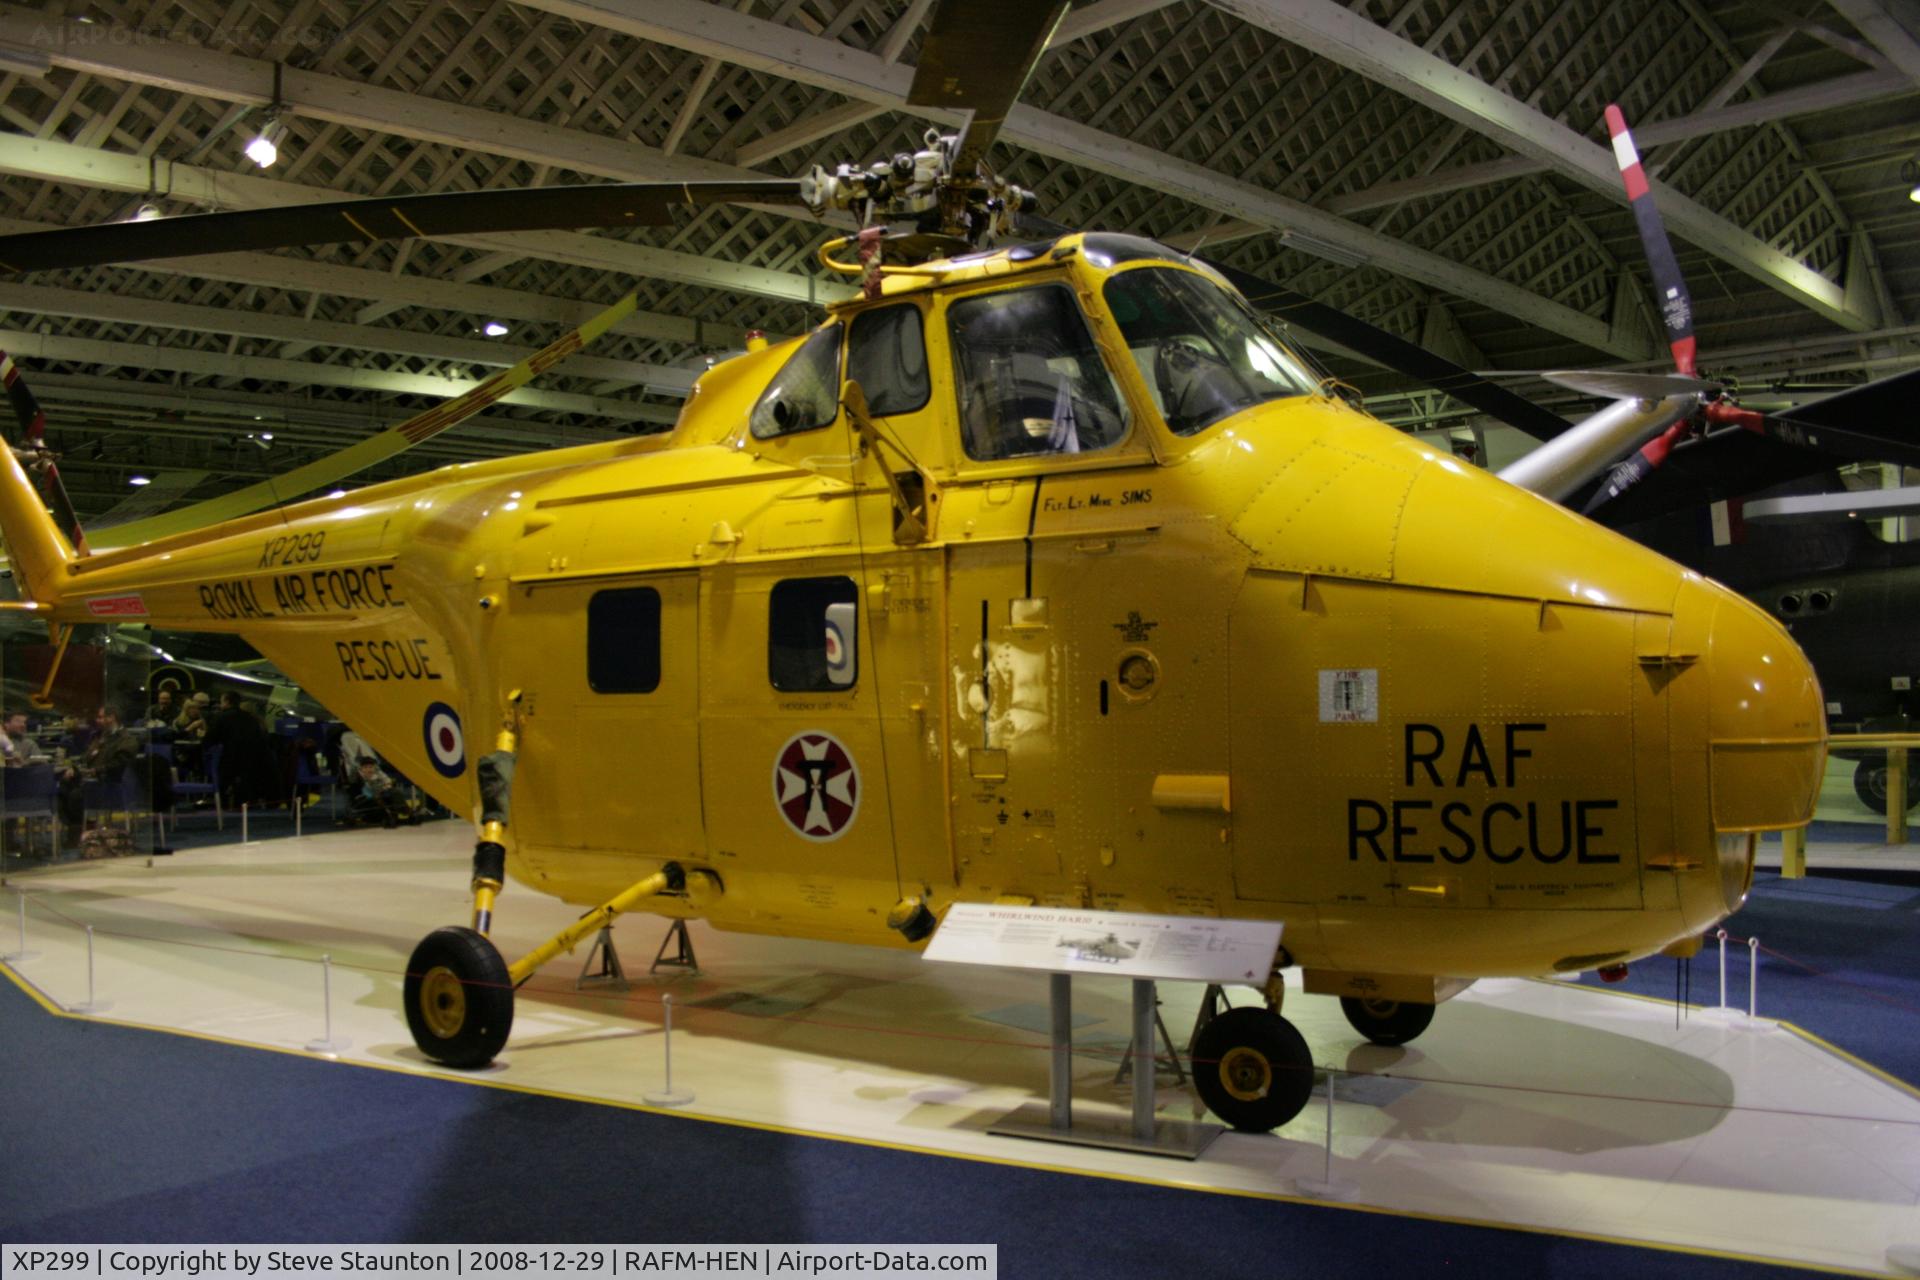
[1674,576,1825,907]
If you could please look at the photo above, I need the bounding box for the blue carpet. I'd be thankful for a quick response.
[0,975,1832,1277]
[1580,871,1920,1084]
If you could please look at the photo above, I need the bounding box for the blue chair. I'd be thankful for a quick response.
[3,762,57,859]
[293,749,338,818]
[169,743,223,830]
[82,761,146,834]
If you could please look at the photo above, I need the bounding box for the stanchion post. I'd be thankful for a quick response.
[305,953,351,1055]
[295,796,302,839]
[643,991,694,1107]
[1716,929,1728,1008]
[1295,1069,1356,1200]
[2,888,35,963]
[69,923,109,1014]
[241,804,250,845]
[1748,936,1760,1019]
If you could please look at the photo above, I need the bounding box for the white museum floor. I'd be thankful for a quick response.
[3,825,1919,1276]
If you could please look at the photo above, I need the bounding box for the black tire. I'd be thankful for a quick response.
[1190,1006,1315,1133]
[1853,758,1920,815]
[404,925,514,1068]
[1339,995,1436,1046]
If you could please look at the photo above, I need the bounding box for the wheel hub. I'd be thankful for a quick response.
[1359,998,1399,1019]
[420,964,468,1039]
[1218,1046,1272,1101]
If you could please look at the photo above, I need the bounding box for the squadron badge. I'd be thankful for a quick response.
[773,731,860,841]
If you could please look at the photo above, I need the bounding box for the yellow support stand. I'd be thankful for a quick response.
[506,864,683,985]
[1889,747,1908,847]
[1781,826,1807,879]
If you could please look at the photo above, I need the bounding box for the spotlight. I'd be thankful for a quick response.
[1905,158,1920,204]
[132,202,162,222]
[128,475,152,487]
[245,117,288,168]
[482,321,510,337]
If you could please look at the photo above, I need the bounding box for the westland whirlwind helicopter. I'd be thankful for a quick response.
[0,1,1826,1133]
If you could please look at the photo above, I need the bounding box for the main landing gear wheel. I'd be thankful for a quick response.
[1853,759,1920,816]
[1339,996,1435,1047]
[1191,1006,1314,1133]
[404,926,514,1068]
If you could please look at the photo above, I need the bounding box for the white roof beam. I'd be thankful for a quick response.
[519,0,1641,358]
[1210,0,1873,332]
[1326,69,1910,214]
[1825,1,1920,88]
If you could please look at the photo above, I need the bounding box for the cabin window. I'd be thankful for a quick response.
[1102,266,1316,435]
[750,324,843,438]
[847,304,929,416]
[947,284,1128,460]
[587,587,661,694]
[769,576,858,692]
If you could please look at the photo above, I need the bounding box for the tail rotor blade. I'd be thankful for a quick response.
[1605,104,1696,377]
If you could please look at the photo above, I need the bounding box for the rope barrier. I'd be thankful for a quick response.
[7,882,1920,1133]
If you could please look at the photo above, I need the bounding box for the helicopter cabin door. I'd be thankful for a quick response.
[696,308,939,945]
[503,571,706,892]
[934,275,1232,913]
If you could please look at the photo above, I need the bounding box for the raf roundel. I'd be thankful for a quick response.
[773,731,861,842]
[423,701,465,778]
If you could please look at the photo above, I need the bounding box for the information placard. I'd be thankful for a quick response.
[923,904,1282,983]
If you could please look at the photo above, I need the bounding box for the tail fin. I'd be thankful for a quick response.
[0,414,75,604]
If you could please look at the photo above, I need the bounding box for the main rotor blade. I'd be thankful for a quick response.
[0,181,807,274]
[908,0,1070,175]
[85,290,641,553]
[1206,259,1569,441]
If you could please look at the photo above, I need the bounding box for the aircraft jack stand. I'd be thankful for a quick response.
[576,925,630,992]
[651,917,700,976]
[1186,982,1235,1056]
[1113,995,1187,1088]
[989,974,1220,1160]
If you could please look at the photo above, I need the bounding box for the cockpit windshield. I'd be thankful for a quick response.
[1103,266,1317,436]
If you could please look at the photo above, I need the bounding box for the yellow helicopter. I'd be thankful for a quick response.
[0,1,1826,1133]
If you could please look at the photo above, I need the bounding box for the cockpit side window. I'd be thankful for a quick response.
[1103,266,1315,436]
[846,304,929,416]
[750,324,843,439]
[947,284,1129,461]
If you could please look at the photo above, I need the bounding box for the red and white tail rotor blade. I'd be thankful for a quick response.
[1605,103,1697,379]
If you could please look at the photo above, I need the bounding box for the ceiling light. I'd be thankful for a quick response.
[128,475,152,487]
[132,202,162,222]
[1906,158,1920,204]
[245,117,288,168]
[482,321,510,337]
[259,431,274,441]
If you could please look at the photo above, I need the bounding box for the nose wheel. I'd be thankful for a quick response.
[1190,1006,1315,1132]
[1339,996,1435,1046]
[404,926,514,1068]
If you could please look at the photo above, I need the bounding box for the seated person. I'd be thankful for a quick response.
[173,692,212,739]
[347,759,415,828]
[144,687,178,727]
[57,705,140,842]
[0,710,31,766]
